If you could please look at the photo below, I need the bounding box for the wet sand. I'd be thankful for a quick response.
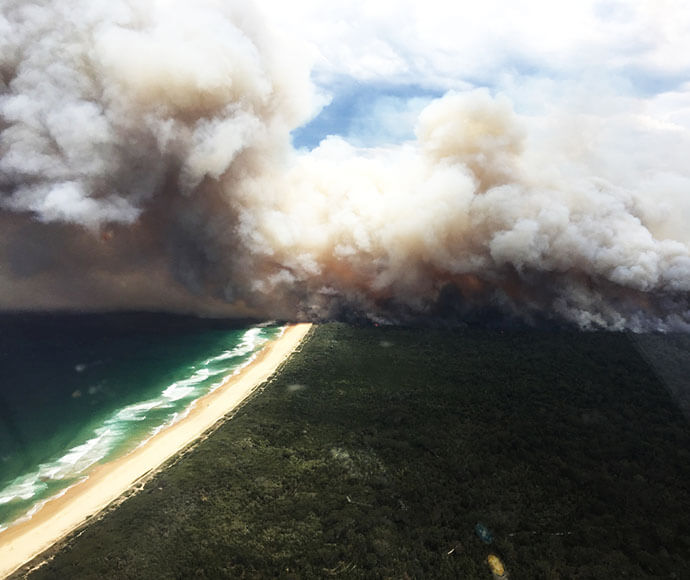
[0,323,312,579]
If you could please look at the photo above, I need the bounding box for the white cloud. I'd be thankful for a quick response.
[261,0,690,91]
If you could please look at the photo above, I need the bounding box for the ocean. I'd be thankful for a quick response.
[0,313,283,531]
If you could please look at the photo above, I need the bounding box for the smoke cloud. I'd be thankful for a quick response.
[2,0,690,330]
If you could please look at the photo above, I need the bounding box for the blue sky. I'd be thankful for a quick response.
[267,0,690,151]
[292,83,444,149]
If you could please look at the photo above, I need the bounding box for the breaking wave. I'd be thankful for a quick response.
[0,324,278,528]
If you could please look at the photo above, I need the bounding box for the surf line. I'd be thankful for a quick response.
[0,325,272,523]
[0,323,312,579]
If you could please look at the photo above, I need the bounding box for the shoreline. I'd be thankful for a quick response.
[0,322,312,579]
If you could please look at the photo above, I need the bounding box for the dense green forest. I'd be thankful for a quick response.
[17,324,690,579]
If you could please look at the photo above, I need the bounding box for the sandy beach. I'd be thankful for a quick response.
[0,323,312,579]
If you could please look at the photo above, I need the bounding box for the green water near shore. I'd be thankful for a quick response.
[0,313,283,531]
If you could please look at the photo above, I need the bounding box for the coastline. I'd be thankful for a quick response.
[0,322,312,579]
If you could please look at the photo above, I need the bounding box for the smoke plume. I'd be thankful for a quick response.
[2,0,690,330]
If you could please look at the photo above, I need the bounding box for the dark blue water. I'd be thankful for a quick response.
[0,313,282,530]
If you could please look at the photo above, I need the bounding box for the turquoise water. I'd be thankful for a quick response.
[0,313,283,531]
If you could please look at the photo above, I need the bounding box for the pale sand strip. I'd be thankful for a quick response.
[0,323,312,579]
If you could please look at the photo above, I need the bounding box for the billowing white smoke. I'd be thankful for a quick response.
[1,0,689,330]
[243,92,690,330]
[0,0,312,225]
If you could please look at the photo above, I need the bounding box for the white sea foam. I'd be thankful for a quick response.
[115,400,161,421]
[0,326,278,525]
[0,474,46,506]
[204,327,266,365]
[5,478,87,530]
[0,423,125,508]
[40,426,124,481]
[206,348,261,393]
[161,368,216,402]
[136,411,180,448]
